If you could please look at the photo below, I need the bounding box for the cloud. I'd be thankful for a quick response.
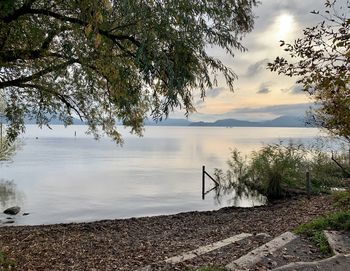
[257,87,270,94]
[281,84,305,95]
[231,103,313,116]
[245,58,269,77]
[190,103,315,122]
[195,99,205,107]
[257,82,272,94]
[206,87,226,98]
[290,84,305,94]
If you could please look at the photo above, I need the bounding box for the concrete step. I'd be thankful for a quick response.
[272,253,350,271]
[225,231,298,271]
[271,230,350,271]
[138,232,253,271]
[324,230,350,255]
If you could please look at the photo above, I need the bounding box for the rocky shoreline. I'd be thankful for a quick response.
[0,195,337,270]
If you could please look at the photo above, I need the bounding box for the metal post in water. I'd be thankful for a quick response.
[202,165,205,200]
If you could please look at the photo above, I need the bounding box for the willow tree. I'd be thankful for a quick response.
[0,0,257,143]
[0,95,17,161]
[268,0,350,142]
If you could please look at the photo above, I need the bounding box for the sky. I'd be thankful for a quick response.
[176,0,327,122]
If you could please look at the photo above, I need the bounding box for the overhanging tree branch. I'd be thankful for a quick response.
[26,9,142,47]
[0,49,65,62]
[0,0,258,143]
[331,151,350,178]
[1,0,37,23]
[0,59,76,89]
[16,83,84,121]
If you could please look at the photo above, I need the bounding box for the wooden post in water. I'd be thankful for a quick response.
[202,165,205,200]
[306,171,311,200]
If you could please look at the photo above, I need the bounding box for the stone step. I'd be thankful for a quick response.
[324,230,350,255]
[271,230,350,271]
[225,231,298,271]
[138,232,253,271]
[164,232,252,264]
[272,253,350,271]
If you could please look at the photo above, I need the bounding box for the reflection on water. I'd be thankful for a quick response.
[0,125,321,225]
[0,179,24,209]
[0,179,25,225]
[214,182,267,207]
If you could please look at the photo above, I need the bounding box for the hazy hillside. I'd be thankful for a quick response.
[144,118,192,126]
[19,115,308,127]
[190,115,307,127]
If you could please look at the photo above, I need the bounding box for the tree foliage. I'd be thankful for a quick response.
[0,94,17,161]
[268,0,350,141]
[0,137,17,162]
[0,0,257,143]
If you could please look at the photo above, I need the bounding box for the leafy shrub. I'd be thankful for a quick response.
[249,143,307,198]
[215,142,308,200]
[308,148,349,191]
[215,142,350,201]
[332,190,350,210]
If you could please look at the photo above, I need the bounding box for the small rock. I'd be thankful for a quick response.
[4,206,20,215]
[282,254,294,260]
[23,213,30,216]
[4,220,15,224]
[257,233,271,238]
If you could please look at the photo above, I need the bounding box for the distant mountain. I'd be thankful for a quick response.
[260,115,307,127]
[19,115,309,127]
[190,118,256,127]
[23,117,85,125]
[190,115,308,127]
[144,118,191,126]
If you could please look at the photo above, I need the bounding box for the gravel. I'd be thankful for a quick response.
[0,195,337,271]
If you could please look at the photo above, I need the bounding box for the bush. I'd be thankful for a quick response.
[332,190,350,210]
[249,143,307,198]
[215,142,308,200]
[215,142,350,201]
[308,148,349,191]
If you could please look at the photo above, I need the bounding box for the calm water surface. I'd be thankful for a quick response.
[0,125,321,225]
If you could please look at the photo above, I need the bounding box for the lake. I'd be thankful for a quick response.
[0,125,321,225]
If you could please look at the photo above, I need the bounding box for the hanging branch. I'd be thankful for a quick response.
[331,151,350,178]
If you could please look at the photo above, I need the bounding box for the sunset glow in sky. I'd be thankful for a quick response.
[182,0,326,122]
